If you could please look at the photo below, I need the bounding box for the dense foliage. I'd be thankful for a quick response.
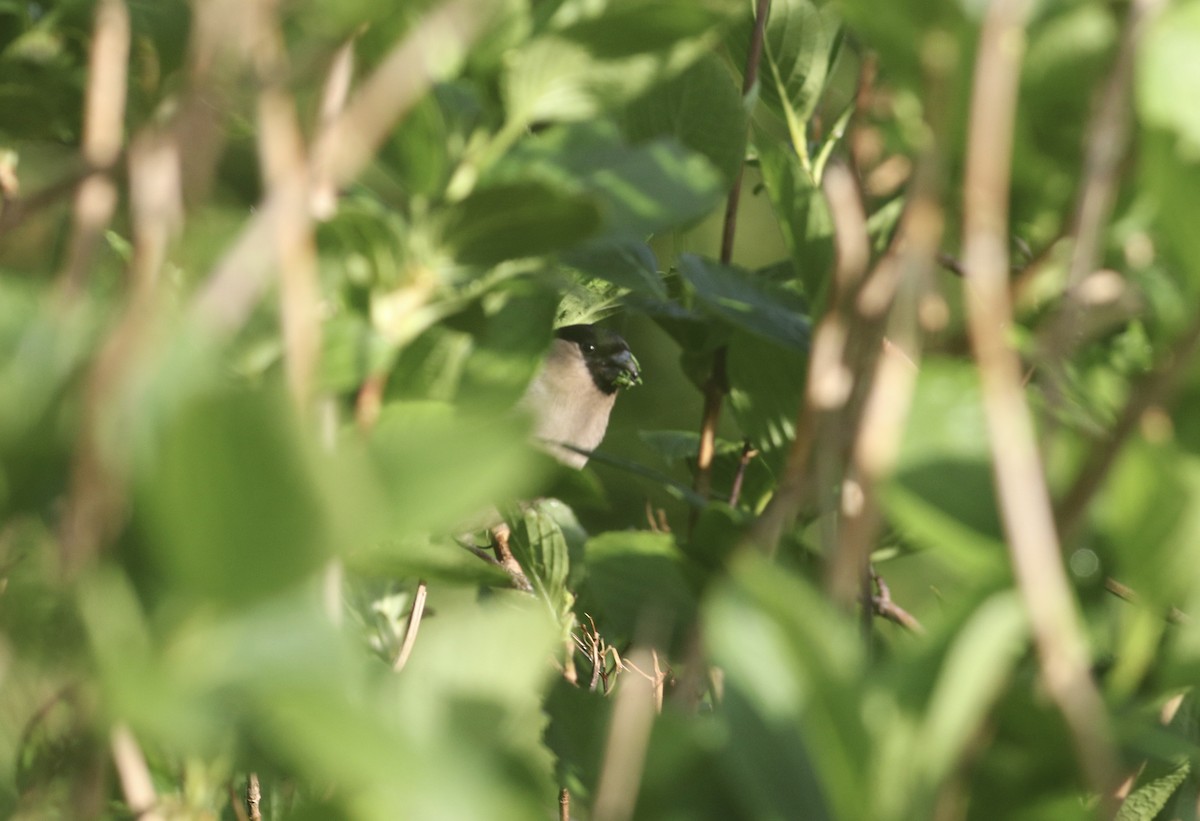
[2,0,1200,818]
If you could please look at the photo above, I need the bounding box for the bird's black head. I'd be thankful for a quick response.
[555,324,642,395]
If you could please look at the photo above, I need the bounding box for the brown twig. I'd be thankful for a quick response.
[960,0,1118,807]
[252,0,322,412]
[747,159,874,558]
[58,0,130,298]
[560,788,571,821]
[312,35,359,220]
[693,0,772,515]
[728,441,759,507]
[1104,577,1190,626]
[191,0,486,337]
[247,772,262,821]
[392,580,428,672]
[868,567,926,634]
[1056,313,1200,542]
[110,724,164,821]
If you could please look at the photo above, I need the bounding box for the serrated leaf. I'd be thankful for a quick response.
[510,504,571,617]
[1116,759,1190,821]
[677,254,811,352]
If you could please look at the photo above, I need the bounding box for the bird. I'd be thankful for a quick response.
[519,324,642,469]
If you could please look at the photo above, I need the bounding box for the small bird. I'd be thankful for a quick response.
[520,324,642,469]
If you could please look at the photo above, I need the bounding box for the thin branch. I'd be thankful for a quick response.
[560,788,571,821]
[592,647,659,821]
[1056,313,1200,541]
[747,159,873,557]
[392,580,428,672]
[868,567,925,634]
[252,0,321,412]
[247,772,262,821]
[728,441,759,507]
[960,0,1118,807]
[693,0,772,513]
[58,0,130,297]
[1104,577,1190,626]
[110,724,164,821]
[190,0,486,337]
[312,35,359,220]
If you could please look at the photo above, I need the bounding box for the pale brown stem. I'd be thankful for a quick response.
[59,0,130,297]
[392,580,428,672]
[247,772,262,821]
[191,0,486,337]
[253,0,322,412]
[961,0,1118,807]
[592,648,659,821]
[111,724,163,821]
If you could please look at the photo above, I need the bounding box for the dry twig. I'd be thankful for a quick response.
[392,581,428,672]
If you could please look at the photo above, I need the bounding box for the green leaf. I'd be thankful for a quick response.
[134,387,331,607]
[732,0,841,125]
[1116,759,1190,821]
[727,329,805,453]
[493,122,725,241]
[440,180,602,265]
[1138,0,1200,156]
[918,592,1027,789]
[504,0,736,124]
[577,530,696,648]
[359,400,546,537]
[510,504,572,619]
[882,360,1007,575]
[1093,442,1200,609]
[755,132,834,305]
[561,241,666,299]
[705,555,866,820]
[677,254,811,352]
[622,54,748,184]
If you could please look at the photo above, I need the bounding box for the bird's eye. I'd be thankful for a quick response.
[582,343,596,354]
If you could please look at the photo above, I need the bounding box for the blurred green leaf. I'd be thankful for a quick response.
[1138,0,1200,156]
[577,530,696,649]
[440,180,602,265]
[494,122,726,241]
[622,54,747,185]
[504,0,734,124]
[754,132,834,305]
[882,360,1007,575]
[727,329,805,453]
[134,387,331,608]
[677,254,811,352]
[705,555,866,820]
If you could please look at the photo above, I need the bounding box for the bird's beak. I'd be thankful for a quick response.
[612,350,642,388]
